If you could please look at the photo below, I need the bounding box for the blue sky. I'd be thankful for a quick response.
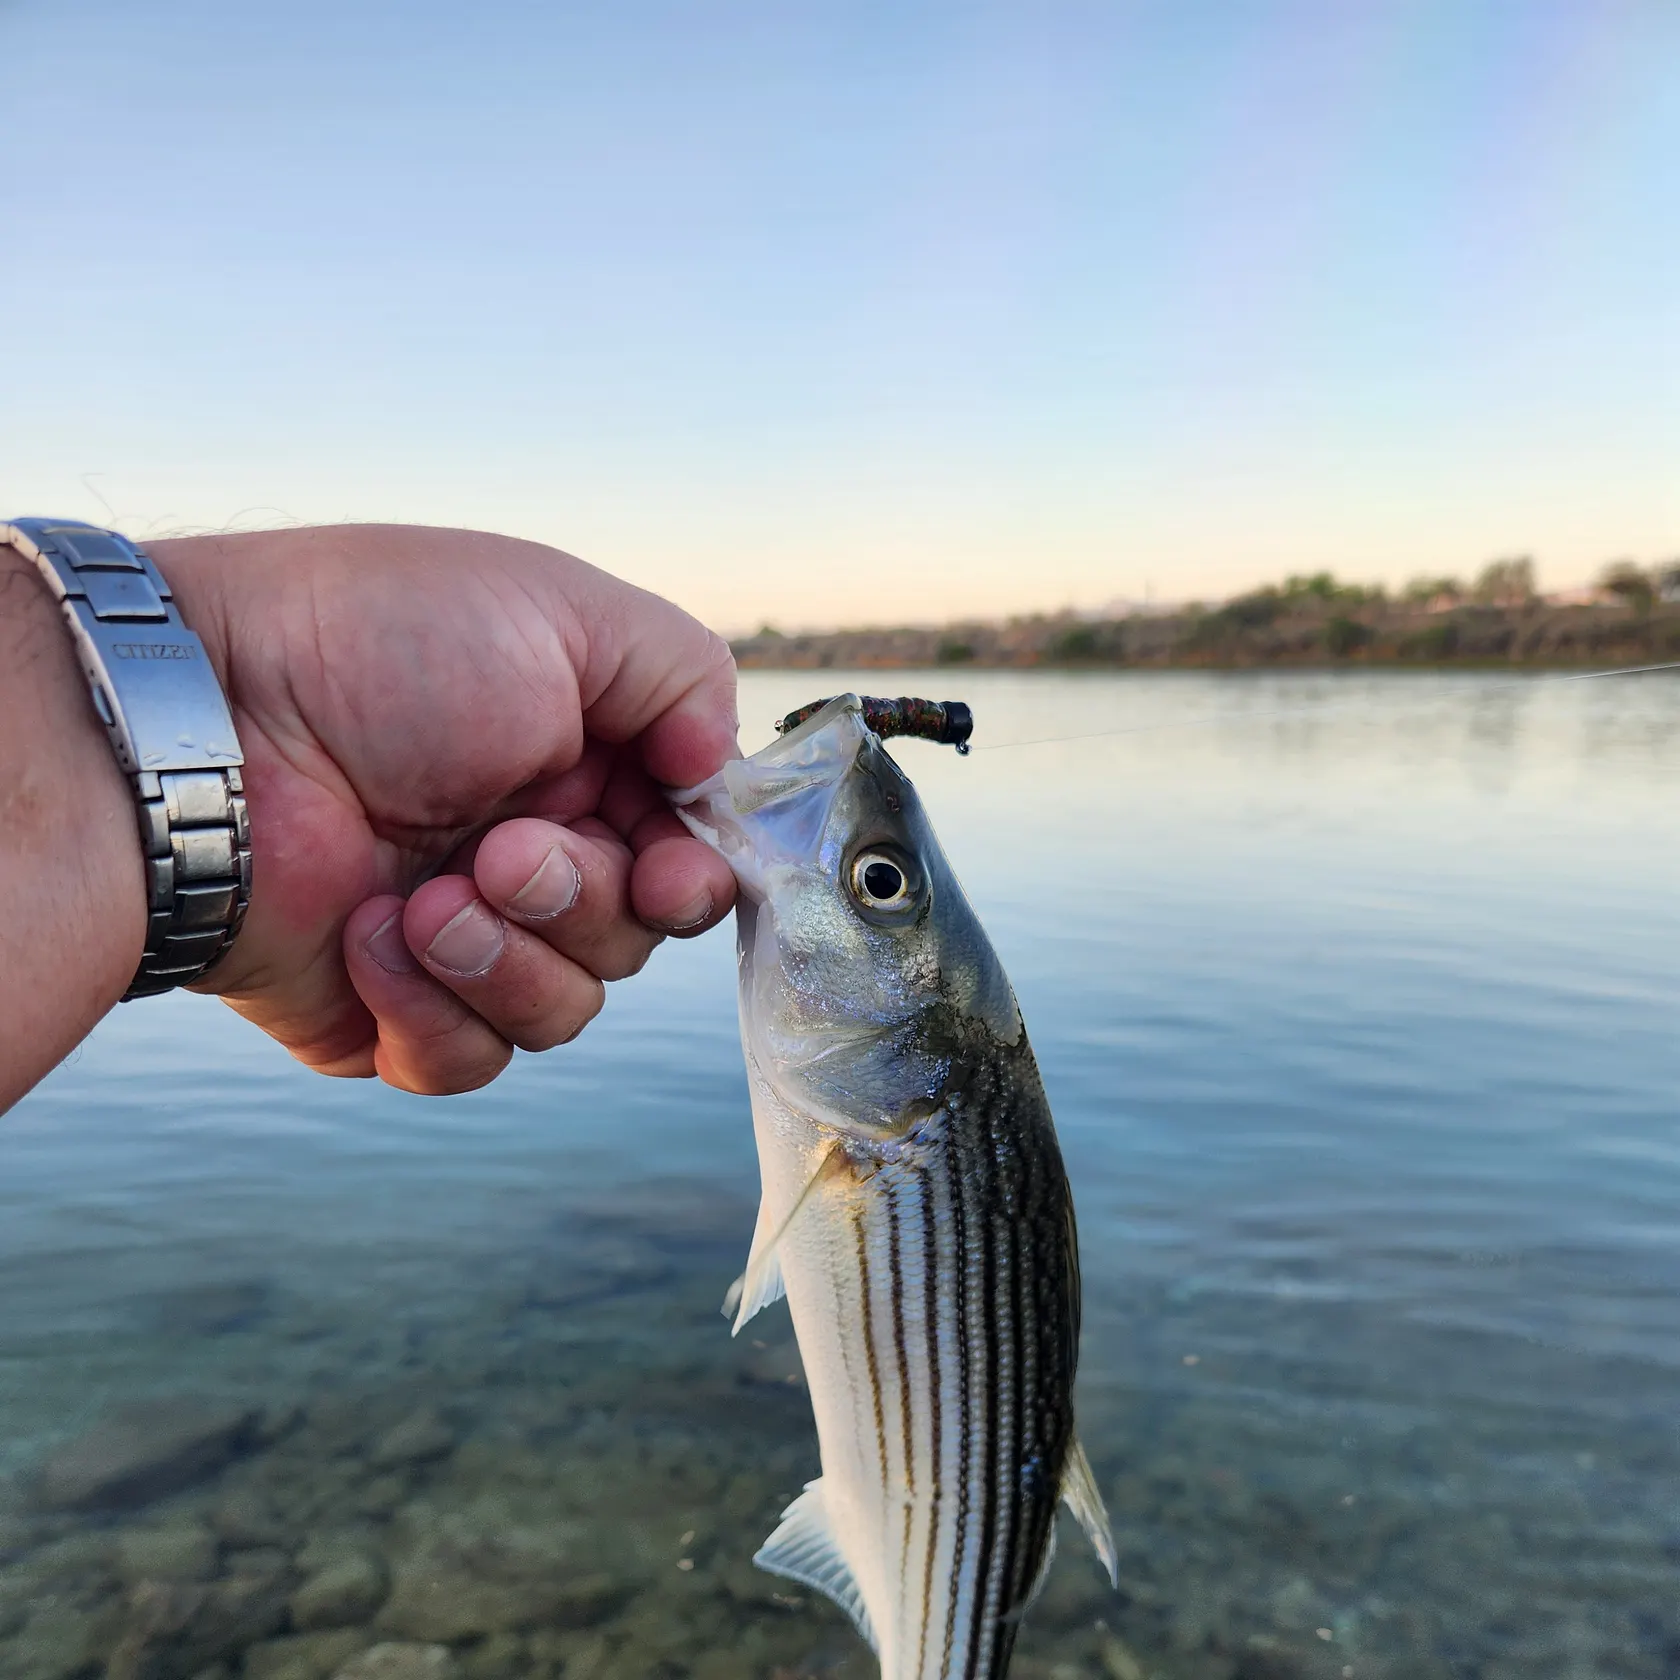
[3,0,1675,628]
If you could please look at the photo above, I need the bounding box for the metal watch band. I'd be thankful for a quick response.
[5,518,251,1001]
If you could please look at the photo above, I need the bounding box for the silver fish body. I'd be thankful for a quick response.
[678,696,1114,1680]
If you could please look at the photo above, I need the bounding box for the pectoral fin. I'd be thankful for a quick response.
[722,1252,785,1326]
[1061,1435,1117,1585]
[754,1478,877,1653]
[724,1140,849,1335]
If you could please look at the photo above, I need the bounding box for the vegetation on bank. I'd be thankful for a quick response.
[734,558,1680,671]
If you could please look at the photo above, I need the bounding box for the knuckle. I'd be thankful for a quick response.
[503,973,605,1053]
[566,978,607,1037]
[607,935,660,980]
[392,1060,505,1097]
[315,1057,380,1081]
[383,1009,513,1094]
[703,627,737,682]
[430,1042,513,1092]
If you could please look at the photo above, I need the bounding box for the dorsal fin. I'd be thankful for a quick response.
[724,1141,848,1335]
[1061,1435,1117,1585]
[753,1479,877,1652]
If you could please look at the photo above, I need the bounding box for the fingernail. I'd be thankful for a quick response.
[658,891,714,933]
[364,911,418,975]
[507,845,580,920]
[425,902,506,977]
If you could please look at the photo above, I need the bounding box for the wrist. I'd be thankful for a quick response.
[143,536,235,697]
[0,546,148,1107]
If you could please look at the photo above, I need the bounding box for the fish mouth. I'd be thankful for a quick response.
[671,695,871,897]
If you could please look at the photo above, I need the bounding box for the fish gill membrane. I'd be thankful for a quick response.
[673,694,1116,1680]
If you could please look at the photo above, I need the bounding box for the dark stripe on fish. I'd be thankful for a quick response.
[960,1097,1004,1680]
[853,1206,890,1492]
[886,1181,913,1498]
[1003,1121,1036,1645]
[940,1145,973,1678]
[917,1167,943,1680]
[884,1175,918,1667]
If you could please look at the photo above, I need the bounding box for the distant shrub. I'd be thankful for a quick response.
[937,640,976,665]
[1323,615,1374,657]
[1049,624,1102,661]
[1472,557,1537,607]
[1598,560,1655,614]
[1402,574,1463,605]
[1222,588,1281,628]
[1400,621,1460,660]
[1282,572,1339,603]
[1337,581,1387,606]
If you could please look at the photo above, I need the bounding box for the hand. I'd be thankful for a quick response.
[145,525,739,1094]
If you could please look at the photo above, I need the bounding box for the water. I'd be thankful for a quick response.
[2,671,1677,1680]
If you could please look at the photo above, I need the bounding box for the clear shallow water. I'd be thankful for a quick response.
[2,671,1677,1680]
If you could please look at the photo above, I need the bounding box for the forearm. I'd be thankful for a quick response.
[0,547,147,1110]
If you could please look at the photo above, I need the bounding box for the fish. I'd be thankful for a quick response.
[675,693,1115,1680]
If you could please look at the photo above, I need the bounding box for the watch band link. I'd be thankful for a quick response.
[129,766,252,998]
[4,518,251,1001]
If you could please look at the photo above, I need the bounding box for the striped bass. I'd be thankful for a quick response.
[676,694,1115,1679]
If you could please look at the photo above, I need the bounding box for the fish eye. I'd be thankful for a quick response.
[849,848,917,913]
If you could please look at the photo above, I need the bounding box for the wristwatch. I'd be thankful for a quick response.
[4,518,251,1000]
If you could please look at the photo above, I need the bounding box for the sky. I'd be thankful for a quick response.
[3,0,1676,631]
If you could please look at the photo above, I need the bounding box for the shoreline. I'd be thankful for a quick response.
[733,600,1680,673]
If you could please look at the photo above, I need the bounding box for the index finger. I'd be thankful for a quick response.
[594,755,737,937]
[560,561,740,788]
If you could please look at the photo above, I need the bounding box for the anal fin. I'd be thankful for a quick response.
[754,1478,877,1653]
[1062,1435,1117,1586]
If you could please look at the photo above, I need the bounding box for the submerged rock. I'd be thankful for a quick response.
[7,1598,119,1680]
[739,1337,806,1390]
[374,1503,614,1642]
[351,1476,410,1520]
[254,1404,306,1448]
[142,1282,272,1338]
[33,1401,258,1513]
[0,1515,37,1569]
[104,1559,291,1680]
[330,1644,457,1680]
[1100,1634,1149,1680]
[243,1629,371,1680]
[207,1492,286,1550]
[290,1552,389,1631]
[455,1633,525,1680]
[521,1233,672,1312]
[114,1523,220,1584]
[369,1413,456,1471]
[225,1548,292,1580]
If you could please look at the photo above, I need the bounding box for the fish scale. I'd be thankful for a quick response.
[675,694,1116,1679]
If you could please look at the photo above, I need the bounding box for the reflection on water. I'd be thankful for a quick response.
[2,671,1677,1680]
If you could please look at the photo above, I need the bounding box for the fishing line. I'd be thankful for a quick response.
[964,659,1680,754]
[1550,660,1680,681]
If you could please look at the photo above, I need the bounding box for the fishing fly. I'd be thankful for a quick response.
[777,695,975,754]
